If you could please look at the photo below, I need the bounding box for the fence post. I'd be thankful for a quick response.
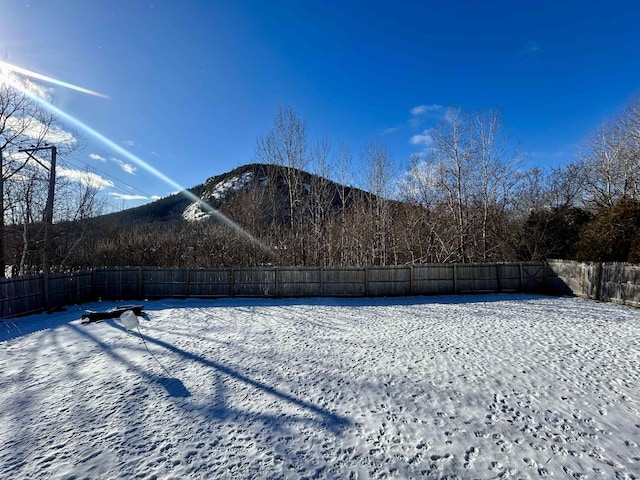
[43,273,50,310]
[138,267,144,300]
[409,265,414,295]
[91,268,96,301]
[230,268,235,297]
[519,263,524,292]
[453,264,458,294]
[594,262,603,301]
[364,266,369,297]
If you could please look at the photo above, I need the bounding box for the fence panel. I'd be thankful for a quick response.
[496,264,520,291]
[547,260,583,296]
[187,269,232,297]
[47,271,94,307]
[322,268,366,296]
[0,275,43,317]
[600,263,640,307]
[456,264,499,293]
[277,268,322,296]
[233,268,276,296]
[142,268,188,298]
[94,268,141,300]
[367,266,411,296]
[411,265,455,295]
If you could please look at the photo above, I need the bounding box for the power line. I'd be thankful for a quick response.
[64,156,157,199]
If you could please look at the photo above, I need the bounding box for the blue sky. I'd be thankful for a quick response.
[1,0,639,209]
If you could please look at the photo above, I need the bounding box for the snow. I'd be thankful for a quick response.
[183,172,254,221]
[1,294,639,479]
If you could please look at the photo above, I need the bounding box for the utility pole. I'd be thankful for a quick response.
[17,145,57,307]
[0,147,4,278]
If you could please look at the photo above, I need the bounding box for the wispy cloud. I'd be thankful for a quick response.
[109,192,148,201]
[409,104,442,128]
[57,166,114,189]
[43,126,76,144]
[4,116,76,145]
[410,129,434,147]
[121,140,136,147]
[410,104,442,117]
[150,195,162,201]
[110,157,136,175]
[89,153,106,162]
[382,126,401,135]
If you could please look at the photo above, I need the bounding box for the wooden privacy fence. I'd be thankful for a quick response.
[1,263,545,318]
[547,260,640,308]
[0,271,94,318]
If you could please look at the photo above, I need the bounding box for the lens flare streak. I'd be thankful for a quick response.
[0,62,273,256]
[0,60,110,99]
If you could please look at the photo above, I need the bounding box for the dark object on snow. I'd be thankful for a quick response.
[47,304,67,314]
[81,305,144,324]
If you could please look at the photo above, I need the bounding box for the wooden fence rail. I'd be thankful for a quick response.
[547,260,640,308]
[1,263,546,318]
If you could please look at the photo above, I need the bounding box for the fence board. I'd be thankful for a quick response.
[187,269,232,297]
[411,265,454,295]
[367,266,411,296]
[142,268,188,298]
[94,268,141,300]
[277,268,322,296]
[233,268,276,296]
[322,268,366,296]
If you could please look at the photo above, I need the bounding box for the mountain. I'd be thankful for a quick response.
[97,163,367,226]
[26,163,402,270]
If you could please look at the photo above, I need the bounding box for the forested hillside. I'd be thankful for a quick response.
[3,102,640,274]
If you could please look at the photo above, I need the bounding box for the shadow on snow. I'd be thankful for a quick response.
[67,320,350,435]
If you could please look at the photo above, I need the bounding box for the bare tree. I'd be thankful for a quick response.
[580,120,630,208]
[470,109,523,260]
[428,107,475,262]
[254,105,310,263]
[307,138,335,265]
[402,108,523,262]
[361,139,397,265]
[0,81,57,276]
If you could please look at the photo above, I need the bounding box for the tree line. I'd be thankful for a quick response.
[2,89,640,274]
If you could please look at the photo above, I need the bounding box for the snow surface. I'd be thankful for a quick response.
[183,172,254,221]
[1,294,639,479]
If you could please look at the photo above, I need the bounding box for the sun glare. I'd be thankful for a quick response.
[0,60,109,98]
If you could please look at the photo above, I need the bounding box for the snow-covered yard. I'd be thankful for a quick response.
[1,294,639,479]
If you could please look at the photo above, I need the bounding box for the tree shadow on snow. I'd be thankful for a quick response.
[66,321,350,434]
[67,321,192,399]
[107,321,351,434]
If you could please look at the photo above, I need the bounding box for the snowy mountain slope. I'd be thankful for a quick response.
[180,163,366,223]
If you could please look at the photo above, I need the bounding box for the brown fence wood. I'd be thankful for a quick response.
[2,262,549,318]
[8,261,640,319]
[1,270,94,318]
[547,260,640,307]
